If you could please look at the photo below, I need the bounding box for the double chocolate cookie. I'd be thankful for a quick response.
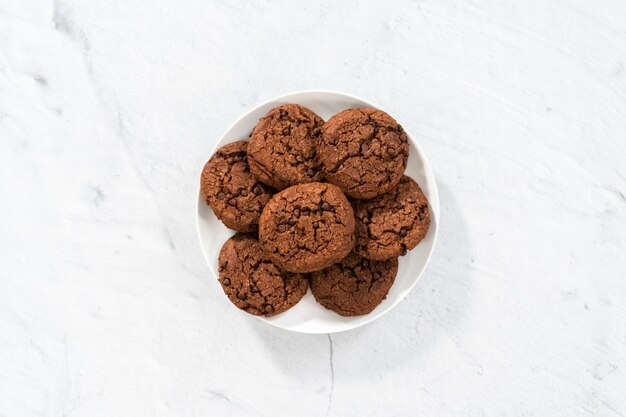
[201,141,274,232]
[259,182,355,273]
[248,104,324,190]
[310,253,398,316]
[218,234,308,317]
[319,108,409,199]
[353,176,430,260]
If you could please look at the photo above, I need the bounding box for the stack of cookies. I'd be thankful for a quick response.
[201,104,430,318]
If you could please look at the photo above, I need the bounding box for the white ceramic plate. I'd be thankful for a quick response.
[197,91,439,334]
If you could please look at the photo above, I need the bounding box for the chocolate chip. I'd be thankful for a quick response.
[361,259,369,268]
[228,198,237,206]
[312,222,319,229]
[387,147,396,157]
[296,155,303,162]
[302,208,310,216]
[312,127,321,135]
[227,157,234,164]
[239,189,248,197]
[278,224,286,233]
[250,285,260,293]
[288,218,296,225]
[294,119,301,126]
[217,192,225,200]
[418,205,427,220]
[400,245,408,256]
[399,228,407,237]
[220,260,228,270]
[321,202,331,211]
[335,216,342,224]
[362,217,370,225]
[294,208,300,217]
[373,272,381,280]
[283,127,290,135]
[253,185,263,195]
[237,292,246,300]
[222,278,231,285]
[264,304,274,314]
[307,168,316,177]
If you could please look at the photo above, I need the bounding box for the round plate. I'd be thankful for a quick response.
[196,91,439,334]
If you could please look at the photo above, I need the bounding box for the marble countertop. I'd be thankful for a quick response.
[1,0,625,415]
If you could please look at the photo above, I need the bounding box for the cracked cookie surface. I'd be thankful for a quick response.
[218,233,308,317]
[259,182,355,273]
[353,176,430,260]
[248,104,324,190]
[319,108,409,199]
[310,252,398,316]
[201,141,274,232]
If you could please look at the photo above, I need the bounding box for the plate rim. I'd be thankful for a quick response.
[195,89,440,334]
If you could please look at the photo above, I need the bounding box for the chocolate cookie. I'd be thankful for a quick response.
[353,176,430,260]
[201,141,274,232]
[310,253,398,316]
[218,233,308,317]
[258,182,355,273]
[248,104,324,190]
[319,108,409,199]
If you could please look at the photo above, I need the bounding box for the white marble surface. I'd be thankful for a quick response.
[1,0,625,415]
